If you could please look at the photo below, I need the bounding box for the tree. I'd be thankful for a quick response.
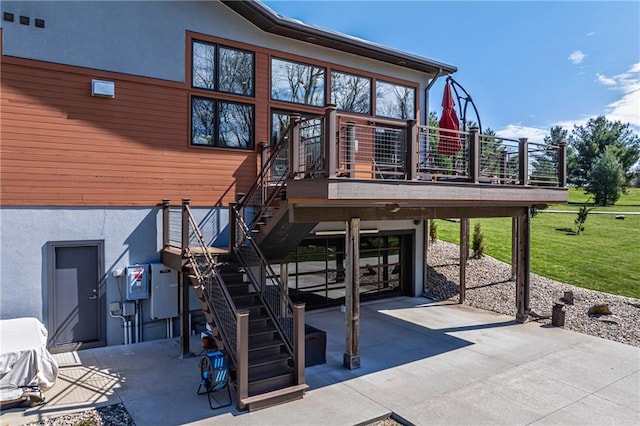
[586,149,625,205]
[568,116,640,187]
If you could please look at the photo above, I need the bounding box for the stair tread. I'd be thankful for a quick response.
[249,366,295,384]
[248,339,284,351]
[240,384,307,406]
[248,351,291,366]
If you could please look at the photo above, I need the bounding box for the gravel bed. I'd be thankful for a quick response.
[24,403,134,426]
[425,240,640,348]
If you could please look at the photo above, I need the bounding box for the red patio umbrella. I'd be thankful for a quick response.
[437,81,461,156]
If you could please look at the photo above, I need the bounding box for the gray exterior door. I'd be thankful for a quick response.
[49,243,104,350]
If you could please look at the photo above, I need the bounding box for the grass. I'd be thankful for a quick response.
[435,187,640,299]
[550,187,640,212]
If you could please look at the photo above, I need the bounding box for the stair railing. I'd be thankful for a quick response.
[233,215,296,355]
[182,202,239,369]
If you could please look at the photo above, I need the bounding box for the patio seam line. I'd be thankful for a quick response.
[591,369,640,412]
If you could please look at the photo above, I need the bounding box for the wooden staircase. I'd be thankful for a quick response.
[189,255,306,411]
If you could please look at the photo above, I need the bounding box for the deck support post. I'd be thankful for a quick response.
[179,198,192,358]
[343,217,361,369]
[324,105,337,178]
[345,122,356,177]
[178,270,192,358]
[422,219,429,295]
[515,208,531,323]
[459,218,468,303]
[511,217,518,279]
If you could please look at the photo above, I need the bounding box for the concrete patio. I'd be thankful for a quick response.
[2,297,638,425]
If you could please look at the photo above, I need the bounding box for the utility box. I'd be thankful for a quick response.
[149,263,178,320]
[125,264,150,300]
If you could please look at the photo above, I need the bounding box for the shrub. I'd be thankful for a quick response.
[574,204,593,235]
[429,220,438,244]
[472,222,486,258]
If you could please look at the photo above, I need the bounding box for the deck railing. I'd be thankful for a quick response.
[284,105,566,187]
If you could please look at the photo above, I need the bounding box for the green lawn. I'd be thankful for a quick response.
[550,187,640,212]
[435,188,640,299]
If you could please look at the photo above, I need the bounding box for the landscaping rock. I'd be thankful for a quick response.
[588,304,612,315]
[615,215,625,220]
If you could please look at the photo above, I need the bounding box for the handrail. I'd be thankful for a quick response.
[237,123,292,230]
[183,204,239,368]
[232,210,295,356]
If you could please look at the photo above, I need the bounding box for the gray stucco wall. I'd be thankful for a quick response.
[1,1,429,97]
[0,206,228,345]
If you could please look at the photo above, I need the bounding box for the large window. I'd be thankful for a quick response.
[191,97,254,149]
[271,58,325,106]
[192,40,254,96]
[375,81,415,119]
[330,71,371,114]
[191,39,255,149]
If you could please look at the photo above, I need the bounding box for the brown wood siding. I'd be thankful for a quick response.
[1,58,259,207]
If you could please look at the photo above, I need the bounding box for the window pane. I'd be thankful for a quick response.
[192,41,215,90]
[375,81,415,119]
[218,102,254,149]
[271,58,325,106]
[331,71,371,114]
[219,47,254,96]
[191,97,215,145]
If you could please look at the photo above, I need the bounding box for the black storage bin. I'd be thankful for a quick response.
[305,324,326,367]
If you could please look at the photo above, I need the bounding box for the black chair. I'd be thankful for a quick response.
[197,350,232,409]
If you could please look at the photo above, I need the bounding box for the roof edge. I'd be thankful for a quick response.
[221,0,457,76]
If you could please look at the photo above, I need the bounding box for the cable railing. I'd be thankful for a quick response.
[417,125,469,180]
[232,211,295,356]
[167,206,182,247]
[528,141,560,186]
[478,134,520,184]
[183,205,238,368]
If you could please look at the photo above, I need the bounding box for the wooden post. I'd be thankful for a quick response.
[179,199,191,358]
[558,142,567,187]
[515,208,531,323]
[290,114,301,178]
[324,105,337,178]
[511,217,518,279]
[343,217,361,369]
[459,218,468,304]
[405,119,417,180]
[178,270,192,358]
[293,304,306,385]
[469,127,480,183]
[519,138,528,185]
[236,310,250,409]
[162,199,170,249]
[423,219,429,296]
[181,198,190,253]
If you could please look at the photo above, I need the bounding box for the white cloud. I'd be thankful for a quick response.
[596,73,616,86]
[586,31,595,37]
[495,124,548,143]
[568,50,586,65]
[596,63,640,127]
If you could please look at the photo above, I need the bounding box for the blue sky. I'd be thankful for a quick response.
[262,0,640,142]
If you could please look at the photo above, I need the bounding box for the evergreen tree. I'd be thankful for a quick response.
[586,149,625,206]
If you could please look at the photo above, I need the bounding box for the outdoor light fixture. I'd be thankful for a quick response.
[314,229,379,236]
[385,203,400,213]
[91,79,115,98]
